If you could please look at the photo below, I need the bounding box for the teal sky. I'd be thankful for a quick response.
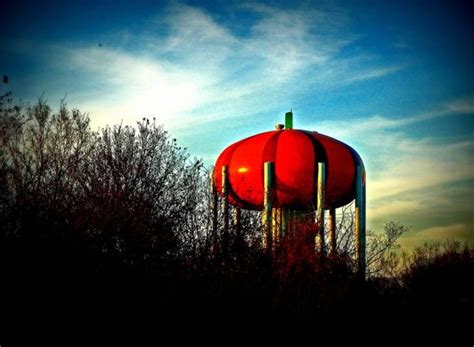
[1,0,473,248]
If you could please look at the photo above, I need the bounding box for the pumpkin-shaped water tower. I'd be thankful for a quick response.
[211,112,366,275]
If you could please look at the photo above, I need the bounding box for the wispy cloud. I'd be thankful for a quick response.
[344,66,402,83]
[446,97,474,114]
[310,96,474,138]
[5,2,403,131]
[63,46,208,127]
[366,135,473,249]
[399,223,473,249]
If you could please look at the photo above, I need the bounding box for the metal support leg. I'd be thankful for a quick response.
[316,162,326,256]
[355,165,366,277]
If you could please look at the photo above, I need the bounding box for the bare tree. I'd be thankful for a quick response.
[0,96,206,272]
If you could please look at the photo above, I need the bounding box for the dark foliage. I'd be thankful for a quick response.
[0,95,472,341]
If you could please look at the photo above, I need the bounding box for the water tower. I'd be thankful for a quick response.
[211,112,366,275]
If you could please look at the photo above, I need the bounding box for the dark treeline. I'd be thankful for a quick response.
[0,93,472,338]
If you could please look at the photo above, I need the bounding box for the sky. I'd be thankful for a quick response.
[1,0,473,249]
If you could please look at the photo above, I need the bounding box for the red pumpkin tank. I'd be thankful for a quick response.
[213,128,364,210]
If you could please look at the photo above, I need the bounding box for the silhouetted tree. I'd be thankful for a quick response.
[0,95,204,278]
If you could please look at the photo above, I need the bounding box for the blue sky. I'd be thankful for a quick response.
[1,0,473,248]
